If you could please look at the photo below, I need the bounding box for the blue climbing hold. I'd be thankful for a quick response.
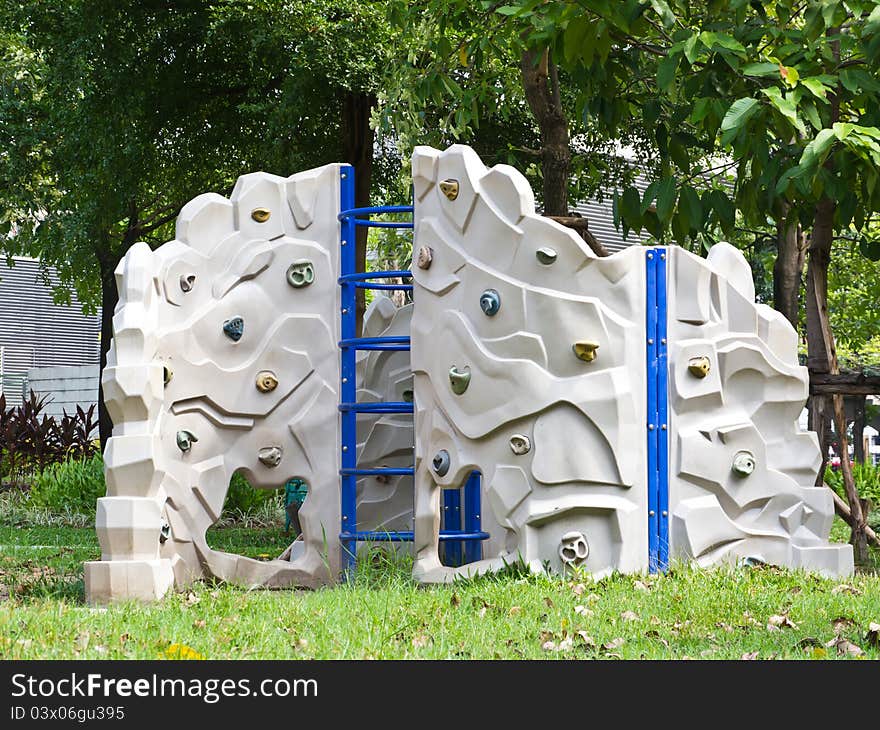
[223,317,244,342]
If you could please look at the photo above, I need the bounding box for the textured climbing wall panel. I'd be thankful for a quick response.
[355,300,414,533]
[86,164,346,603]
[410,145,648,582]
[667,245,853,576]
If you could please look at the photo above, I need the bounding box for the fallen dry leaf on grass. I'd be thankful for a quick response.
[620,610,640,622]
[633,580,650,592]
[832,616,854,633]
[602,638,625,651]
[825,635,864,657]
[571,583,586,596]
[508,606,522,616]
[193,619,207,630]
[766,614,798,631]
[450,593,461,607]
[575,631,595,648]
[544,597,555,608]
[412,634,430,649]
[650,615,661,626]
[185,592,200,606]
[831,584,862,596]
[574,605,593,616]
[740,651,759,660]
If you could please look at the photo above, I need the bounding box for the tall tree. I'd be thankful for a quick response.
[1,0,398,444]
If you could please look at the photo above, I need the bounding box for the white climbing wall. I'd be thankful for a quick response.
[86,164,347,603]
[409,145,649,582]
[408,144,852,581]
[666,244,853,576]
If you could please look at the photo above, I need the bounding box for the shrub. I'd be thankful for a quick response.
[222,472,282,517]
[826,461,880,506]
[29,453,106,515]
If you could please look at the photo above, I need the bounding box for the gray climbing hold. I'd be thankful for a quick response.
[536,247,557,265]
[258,446,283,467]
[432,450,451,476]
[402,389,414,403]
[449,366,471,395]
[179,274,196,292]
[286,260,315,288]
[176,430,198,453]
[223,317,244,342]
[559,531,589,566]
[509,434,531,455]
[159,521,170,544]
[732,450,756,477]
[479,289,501,316]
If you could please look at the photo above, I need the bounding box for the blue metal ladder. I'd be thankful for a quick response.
[337,165,489,576]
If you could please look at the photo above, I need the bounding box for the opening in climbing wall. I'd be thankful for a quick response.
[204,472,290,562]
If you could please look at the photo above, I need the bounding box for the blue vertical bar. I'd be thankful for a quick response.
[442,489,462,566]
[339,165,357,576]
[646,249,659,572]
[463,471,482,564]
[656,248,669,571]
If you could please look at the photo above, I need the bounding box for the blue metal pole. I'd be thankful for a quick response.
[463,472,482,564]
[646,249,659,573]
[442,489,462,566]
[656,248,669,571]
[339,165,357,577]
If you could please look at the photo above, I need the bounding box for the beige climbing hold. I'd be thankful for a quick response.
[250,207,271,223]
[258,446,283,467]
[509,434,531,455]
[439,179,459,201]
[572,341,599,362]
[255,371,278,393]
[416,246,434,270]
[688,356,711,378]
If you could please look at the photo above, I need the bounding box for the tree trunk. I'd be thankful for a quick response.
[96,243,122,451]
[853,396,866,464]
[341,90,376,336]
[773,204,804,327]
[807,196,869,562]
[520,48,570,216]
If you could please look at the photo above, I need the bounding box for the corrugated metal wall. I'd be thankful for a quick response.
[0,257,101,407]
[27,364,100,419]
[572,173,652,253]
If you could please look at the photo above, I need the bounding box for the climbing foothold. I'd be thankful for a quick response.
[176,430,198,453]
[256,371,278,393]
[439,179,459,201]
[223,317,244,342]
[163,365,173,386]
[572,341,599,362]
[536,247,557,265]
[688,356,711,378]
[416,246,434,270]
[479,289,501,316]
[251,207,271,223]
[258,446,283,467]
[732,450,756,477]
[432,450,451,476]
[159,521,170,544]
[286,260,315,288]
[402,389,414,403]
[509,434,531,455]
[179,274,196,292]
[559,531,589,566]
[448,365,471,395]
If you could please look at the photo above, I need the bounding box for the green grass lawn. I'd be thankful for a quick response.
[1,522,878,660]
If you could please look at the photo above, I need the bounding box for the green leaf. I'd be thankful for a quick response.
[741,62,779,77]
[801,77,829,101]
[761,87,806,135]
[641,179,660,214]
[669,135,690,172]
[802,101,822,131]
[655,176,677,223]
[779,65,799,88]
[797,128,836,169]
[495,6,522,16]
[619,186,642,233]
[867,5,880,35]
[564,16,592,64]
[657,54,679,92]
[699,31,746,56]
[859,238,880,262]
[643,100,661,125]
[678,185,703,232]
[683,33,701,64]
[775,166,803,195]
[720,97,759,144]
[649,0,675,29]
[710,189,735,234]
[690,97,712,125]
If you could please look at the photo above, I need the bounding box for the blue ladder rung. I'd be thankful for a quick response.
[340,530,490,543]
[338,336,411,352]
[338,205,414,219]
[338,402,413,414]
[339,467,415,477]
[352,282,413,291]
[338,271,413,282]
